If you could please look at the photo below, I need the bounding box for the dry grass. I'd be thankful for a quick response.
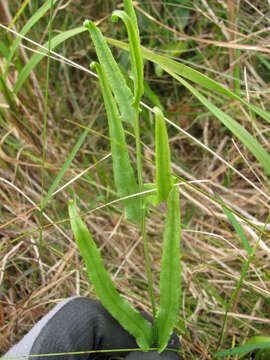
[1,1,270,359]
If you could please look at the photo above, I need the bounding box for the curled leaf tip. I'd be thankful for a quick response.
[90,61,99,70]
[111,12,120,23]
[83,19,91,28]
[69,199,74,206]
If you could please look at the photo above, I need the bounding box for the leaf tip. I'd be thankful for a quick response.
[83,19,90,28]
[83,19,95,31]
[90,61,98,71]
[111,11,120,24]
[153,106,163,117]
[68,199,74,206]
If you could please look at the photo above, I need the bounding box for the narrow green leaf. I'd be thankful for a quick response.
[0,41,9,59]
[164,71,270,176]
[216,341,270,357]
[84,20,135,125]
[107,37,270,125]
[68,201,153,349]
[43,125,89,207]
[124,0,139,36]
[154,63,164,78]
[0,75,16,110]
[91,61,140,222]
[257,54,270,72]
[154,107,173,203]
[239,336,270,359]
[7,0,30,30]
[144,81,163,110]
[14,26,87,94]
[221,202,252,255]
[157,186,181,352]
[112,9,144,107]
[4,0,60,76]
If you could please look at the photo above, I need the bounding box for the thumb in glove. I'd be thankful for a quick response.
[5,297,183,360]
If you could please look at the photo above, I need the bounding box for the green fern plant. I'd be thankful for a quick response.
[69,0,181,353]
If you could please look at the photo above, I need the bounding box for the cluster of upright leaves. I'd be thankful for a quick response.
[6,0,270,353]
[69,0,181,353]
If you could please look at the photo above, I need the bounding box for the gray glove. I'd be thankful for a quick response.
[5,297,182,359]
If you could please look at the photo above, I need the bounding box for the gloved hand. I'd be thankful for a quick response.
[5,297,183,359]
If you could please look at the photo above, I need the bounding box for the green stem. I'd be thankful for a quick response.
[39,0,54,252]
[134,108,157,343]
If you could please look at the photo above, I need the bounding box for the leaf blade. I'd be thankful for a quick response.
[216,341,270,357]
[239,336,270,359]
[124,0,140,36]
[157,186,181,352]
[221,202,252,255]
[112,8,144,107]
[92,61,140,222]
[154,107,173,203]
[68,201,153,349]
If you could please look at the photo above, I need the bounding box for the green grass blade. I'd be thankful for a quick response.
[239,336,270,359]
[8,0,30,29]
[0,41,9,59]
[4,0,60,76]
[43,125,89,208]
[107,37,270,125]
[0,75,16,109]
[257,54,270,72]
[112,9,144,108]
[91,62,140,222]
[154,107,173,203]
[84,20,135,125]
[39,0,54,253]
[157,186,181,352]
[13,26,86,94]
[216,341,270,357]
[68,201,153,349]
[165,71,270,176]
[221,202,252,255]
